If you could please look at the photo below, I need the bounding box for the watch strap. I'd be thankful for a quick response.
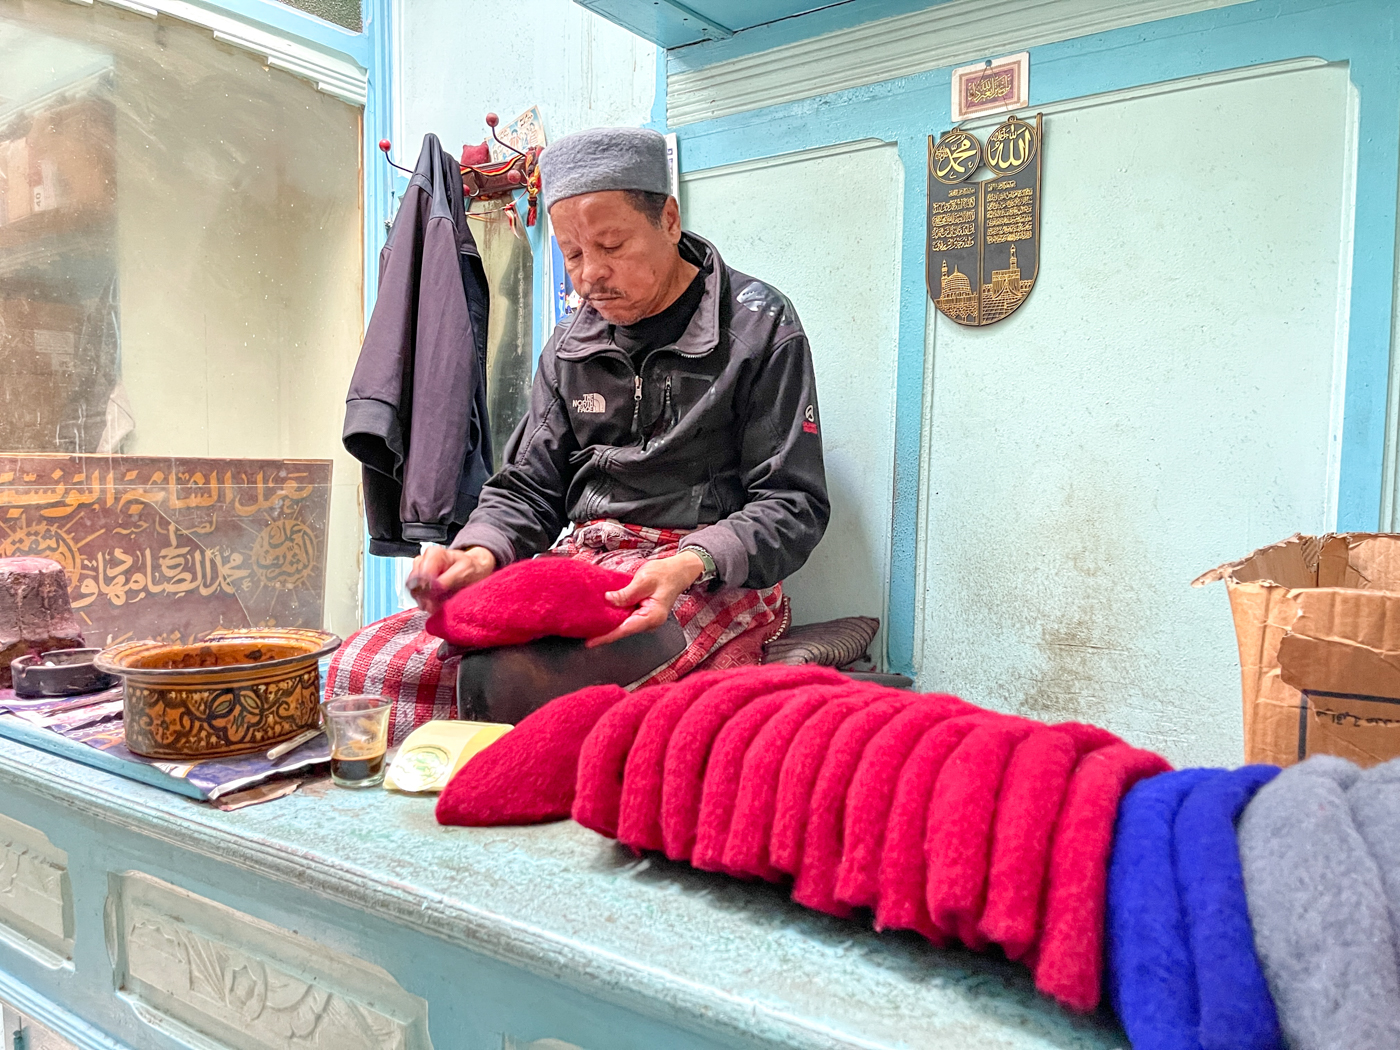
[689,544,718,584]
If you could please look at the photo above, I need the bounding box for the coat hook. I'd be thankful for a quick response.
[378,139,415,176]
[485,113,526,161]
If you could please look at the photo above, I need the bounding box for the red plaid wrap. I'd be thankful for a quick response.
[327,520,784,742]
[326,608,458,746]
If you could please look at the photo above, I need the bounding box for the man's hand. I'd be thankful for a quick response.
[587,551,706,647]
[406,546,496,615]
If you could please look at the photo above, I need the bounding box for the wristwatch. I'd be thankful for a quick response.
[689,545,718,585]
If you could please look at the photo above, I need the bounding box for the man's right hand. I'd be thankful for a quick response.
[407,546,496,615]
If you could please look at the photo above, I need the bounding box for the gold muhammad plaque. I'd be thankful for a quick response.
[927,113,1043,326]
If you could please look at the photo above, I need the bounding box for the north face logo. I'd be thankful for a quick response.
[572,392,605,414]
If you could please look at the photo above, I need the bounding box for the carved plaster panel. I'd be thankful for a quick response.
[0,811,74,965]
[106,872,432,1050]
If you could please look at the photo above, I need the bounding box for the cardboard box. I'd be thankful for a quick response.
[1194,533,1400,767]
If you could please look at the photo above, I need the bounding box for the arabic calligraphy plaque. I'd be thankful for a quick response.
[927,113,1043,327]
[0,455,331,646]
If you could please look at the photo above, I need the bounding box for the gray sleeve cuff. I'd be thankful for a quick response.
[449,522,516,570]
[681,526,749,589]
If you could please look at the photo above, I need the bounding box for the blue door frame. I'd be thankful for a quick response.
[659,0,1400,675]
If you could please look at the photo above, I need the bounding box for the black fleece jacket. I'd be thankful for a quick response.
[450,233,829,590]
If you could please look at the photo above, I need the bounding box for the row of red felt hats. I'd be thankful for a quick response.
[436,663,1171,1013]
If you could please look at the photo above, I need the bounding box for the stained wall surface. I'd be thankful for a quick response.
[916,63,1353,766]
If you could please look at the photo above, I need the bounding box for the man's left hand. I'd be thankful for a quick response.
[587,551,706,647]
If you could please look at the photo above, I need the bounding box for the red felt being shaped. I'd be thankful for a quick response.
[923,719,1034,948]
[573,680,690,838]
[769,690,887,877]
[616,671,736,852]
[791,695,913,916]
[875,712,1002,940]
[692,688,808,874]
[834,694,971,910]
[722,686,853,880]
[661,665,844,862]
[436,684,626,826]
[977,723,1119,959]
[425,557,633,649]
[1034,743,1171,1012]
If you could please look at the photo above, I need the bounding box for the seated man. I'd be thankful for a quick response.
[411,126,828,684]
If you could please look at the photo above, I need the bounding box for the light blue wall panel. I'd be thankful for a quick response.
[915,62,1353,767]
[668,0,1400,710]
[682,141,903,653]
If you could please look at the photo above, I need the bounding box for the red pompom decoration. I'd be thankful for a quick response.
[460,141,491,167]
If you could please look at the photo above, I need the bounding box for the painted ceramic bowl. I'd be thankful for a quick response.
[94,628,341,760]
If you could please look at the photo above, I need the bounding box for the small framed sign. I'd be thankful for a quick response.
[951,52,1029,122]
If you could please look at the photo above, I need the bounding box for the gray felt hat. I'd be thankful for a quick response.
[540,126,670,212]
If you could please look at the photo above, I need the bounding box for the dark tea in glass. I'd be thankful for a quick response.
[321,695,392,788]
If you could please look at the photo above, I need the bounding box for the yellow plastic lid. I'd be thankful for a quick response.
[385,719,512,794]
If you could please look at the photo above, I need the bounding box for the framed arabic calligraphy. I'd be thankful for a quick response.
[927,113,1043,327]
[0,455,331,647]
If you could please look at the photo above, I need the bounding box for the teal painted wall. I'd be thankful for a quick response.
[664,0,1398,764]
[915,61,1353,766]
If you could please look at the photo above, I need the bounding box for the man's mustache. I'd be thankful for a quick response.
[584,287,624,300]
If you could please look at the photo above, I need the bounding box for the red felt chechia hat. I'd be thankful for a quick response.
[875,713,1001,941]
[436,683,626,826]
[721,686,851,881]
[425,557,633,649]
[692,688,812,874]
[979,723,1120,959]
[792,694,913,916]
[661,664,844,862]
[616,672,731,852]
[573,679,687,838]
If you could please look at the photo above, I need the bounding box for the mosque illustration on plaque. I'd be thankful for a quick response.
[980,244,1034,323]
[934,260,977,322]
[934,246,1033,324]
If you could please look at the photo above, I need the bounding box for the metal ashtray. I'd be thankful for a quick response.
[11,648,119,699]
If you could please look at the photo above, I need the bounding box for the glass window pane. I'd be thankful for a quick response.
[0,0,363,637]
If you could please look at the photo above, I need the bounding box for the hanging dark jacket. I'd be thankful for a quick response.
[344,134,492,557]
[450,233,828,590]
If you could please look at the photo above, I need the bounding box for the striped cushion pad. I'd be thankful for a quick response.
[763,616,879,668]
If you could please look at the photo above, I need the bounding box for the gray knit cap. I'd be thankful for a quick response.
[540,126,670,212]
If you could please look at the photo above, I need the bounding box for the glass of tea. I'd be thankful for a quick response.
[321,695,393,788]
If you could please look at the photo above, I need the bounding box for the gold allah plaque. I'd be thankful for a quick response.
[927,113,1042,326]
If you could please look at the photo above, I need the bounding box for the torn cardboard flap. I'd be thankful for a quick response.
[1197,533,1400,767]
[1191,532,1322,590]
[1278,588,1400,699]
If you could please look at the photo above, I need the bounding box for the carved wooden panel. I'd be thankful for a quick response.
[107,872,431,1050]
[0,811,73,965]
[0,454,332,647]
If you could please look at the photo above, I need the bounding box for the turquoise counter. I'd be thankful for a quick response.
[0,736,1126,1049]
